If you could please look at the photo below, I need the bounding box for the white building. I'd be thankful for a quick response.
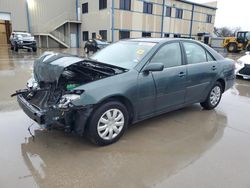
[0,0,217,48]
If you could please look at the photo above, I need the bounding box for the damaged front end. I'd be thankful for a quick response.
[12,52,125,134]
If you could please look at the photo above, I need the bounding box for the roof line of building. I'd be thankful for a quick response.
[176,0,217,10]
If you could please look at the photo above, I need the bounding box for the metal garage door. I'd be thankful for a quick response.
[0,13,11,44]
[0,12,11,21]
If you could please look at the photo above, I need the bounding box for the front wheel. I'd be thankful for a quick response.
[84,47,89,54]
[200,82,223,110]
[14,44,18,52]
[32,47,37,52]
[86,101,129,146]
[227,43,237,53]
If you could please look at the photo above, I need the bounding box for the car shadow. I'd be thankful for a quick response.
[20,104,228,187]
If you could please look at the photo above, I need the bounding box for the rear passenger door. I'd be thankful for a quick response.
[182,42,218,103]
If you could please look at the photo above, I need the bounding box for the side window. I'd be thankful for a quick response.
[206,52,215,62]
[150,43,182,68]
[183,42,207,64]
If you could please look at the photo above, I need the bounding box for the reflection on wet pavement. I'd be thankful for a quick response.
[0,46,250,188]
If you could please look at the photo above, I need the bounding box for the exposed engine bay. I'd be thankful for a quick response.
[12,52,126,133]
[25,61,121,109]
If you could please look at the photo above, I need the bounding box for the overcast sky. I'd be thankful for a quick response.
[192,0,249,30]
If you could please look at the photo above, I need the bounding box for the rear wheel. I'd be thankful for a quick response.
[200,82,223,110]
[247,45,250,51]
[86,101,128,146]
[227,43,237,53]
[10,45,14,50]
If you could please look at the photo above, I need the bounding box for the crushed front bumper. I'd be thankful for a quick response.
[17,94,94,135]
[17,94,61,125]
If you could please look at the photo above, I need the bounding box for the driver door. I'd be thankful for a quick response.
[149,42,187,112]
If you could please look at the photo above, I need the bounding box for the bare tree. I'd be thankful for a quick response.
[214,27,241,37]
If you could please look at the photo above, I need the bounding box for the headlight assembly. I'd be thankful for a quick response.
[58,94,81,109]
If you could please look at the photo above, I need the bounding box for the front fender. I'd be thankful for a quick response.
[71,70,138,106]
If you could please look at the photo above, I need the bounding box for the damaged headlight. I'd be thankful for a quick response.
[27,75,38,89]
[58,92,82,109]
[61,94,81,101]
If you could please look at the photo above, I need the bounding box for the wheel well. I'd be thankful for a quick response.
[227,42,237,47]
[98,96,134,124]
[217,78,225,92]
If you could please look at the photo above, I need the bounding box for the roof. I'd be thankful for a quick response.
[126,38,175,43]
[126,37,193,43]
[176,0,217,10]
[12,31,31,35]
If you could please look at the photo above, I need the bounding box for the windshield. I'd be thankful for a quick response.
[90,41,157,69]
[246,32,250,40]
[16,33,31,37]
[95,39,109,45]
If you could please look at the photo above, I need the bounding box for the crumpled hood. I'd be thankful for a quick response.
[33,52,84,83]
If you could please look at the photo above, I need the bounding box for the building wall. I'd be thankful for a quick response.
[0,0,28,31]
[27,0,77,33]
[79,0,216,43]
[79,0,111,47]
[192,5,216,35]
[114,0,216,39]
[113,0,162,34]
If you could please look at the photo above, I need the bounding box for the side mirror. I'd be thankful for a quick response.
[143,63,164,73]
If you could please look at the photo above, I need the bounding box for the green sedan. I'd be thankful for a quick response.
[14,38,235,145]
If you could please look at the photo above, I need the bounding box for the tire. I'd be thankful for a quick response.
[14,44,18,52]
[200,82,223,110]
[86,101,129,146]
[27,49,31,52]
[32,47,37,52]
[84,47,89,54]
[227,43,237,53]
[247,45,250,51]
[10,45,14,50]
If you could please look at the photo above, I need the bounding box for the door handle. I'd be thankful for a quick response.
[178,72,186,77]
[211,65,217,71]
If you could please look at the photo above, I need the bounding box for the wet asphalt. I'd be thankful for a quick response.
[0,46,250,188]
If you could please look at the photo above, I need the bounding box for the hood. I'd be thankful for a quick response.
[22,36,35,41]
[33,52,84,83]
[33,52,126,84]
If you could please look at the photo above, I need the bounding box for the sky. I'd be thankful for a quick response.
[192,0,250,30]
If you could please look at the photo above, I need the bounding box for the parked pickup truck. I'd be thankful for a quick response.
[10,31,37,52]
